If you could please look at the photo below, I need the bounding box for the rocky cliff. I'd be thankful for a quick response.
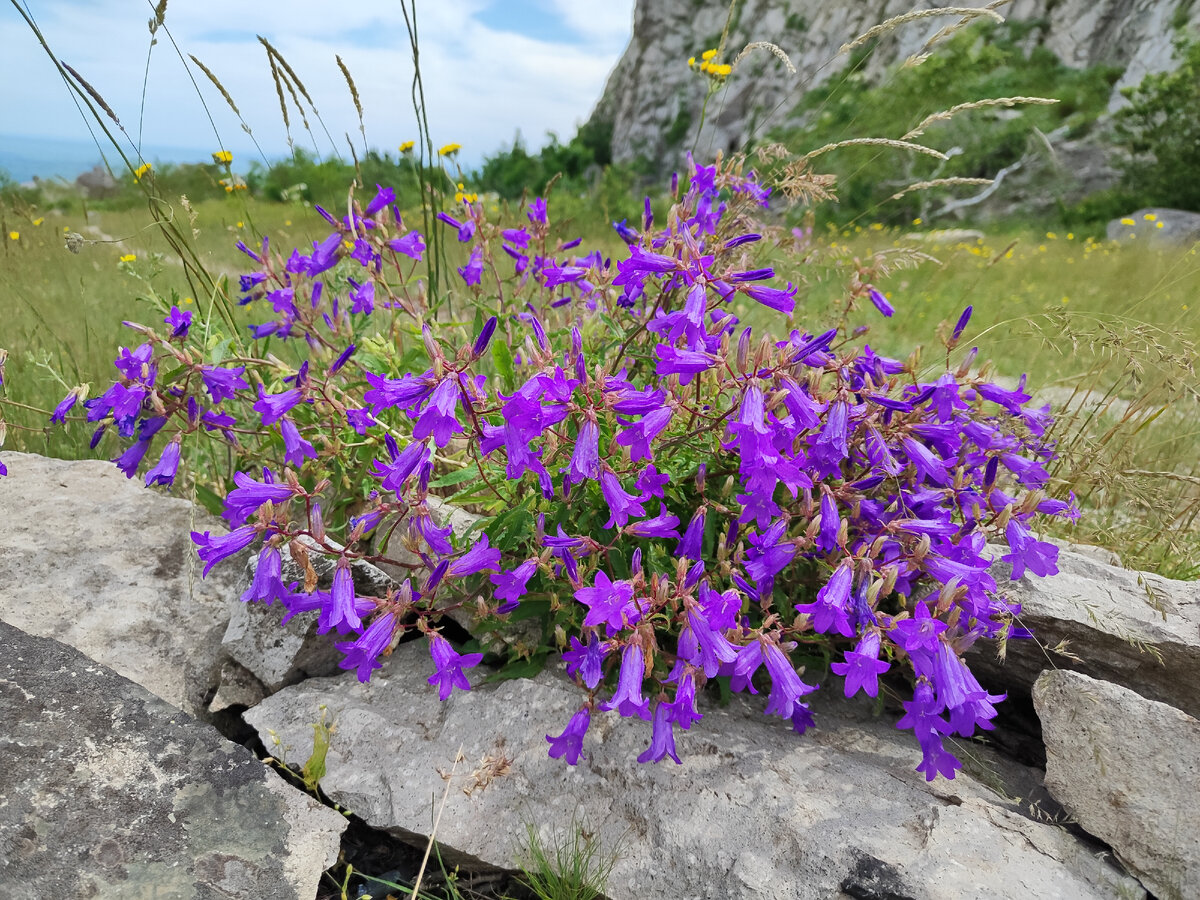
[591,0,1200,168]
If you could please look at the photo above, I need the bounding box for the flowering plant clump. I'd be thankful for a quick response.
[45,153,1076,780]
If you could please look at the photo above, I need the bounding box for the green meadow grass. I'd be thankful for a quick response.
[3,194,1198,574]
[775,222,1200,576]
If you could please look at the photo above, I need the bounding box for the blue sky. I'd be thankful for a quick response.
[0,0,635,177]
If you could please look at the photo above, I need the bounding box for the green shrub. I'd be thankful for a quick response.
[1112,37,1200,212]
[771,23,1123,225]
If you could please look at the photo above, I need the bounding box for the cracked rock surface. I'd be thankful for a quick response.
[0,451,239,718]
[0,621,346,900]
[246,642,1144,900]
[1035,670,1200,900]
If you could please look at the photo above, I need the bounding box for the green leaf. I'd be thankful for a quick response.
[207,336,233,366]
[492,338,515,393]
[428,466,480,488]
[194,483,225,516]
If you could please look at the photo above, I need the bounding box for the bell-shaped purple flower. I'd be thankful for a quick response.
[201,366,249,404]
[491,559,538,613]
[427,633,484,701]
[667,670,703,729]
[546,707,590,765]
[337,611,398,683]
[600,471,647,529]
[458,246,484,286]
[192,525,258,576]
[144,439,181,487]
[563,633,607,689]
[241,544,290,605]
[576,570,639,631]
[637,701,682,764]
[676,509,705,561]
[280,417,316,468]
[388,231,426,260]
[831,631,891,698]
[602,642,651,720]
[413,378,464,448]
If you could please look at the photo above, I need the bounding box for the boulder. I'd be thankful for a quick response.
[1106,208,1200,247]
[245,643,1145,900]
[0,451,240,717]
[0,620,346,900]
[968,546,1200,719]
[74,163,119,198]
[1034,670,1200,900]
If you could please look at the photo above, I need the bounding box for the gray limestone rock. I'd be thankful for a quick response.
[1106,208,1200,247]
[0,451,239,718]
[246,643,1145,900]
[967,546,1200,719]
[1034,670,1200,900]
[591,0,1200,175]
[0,620,346,900]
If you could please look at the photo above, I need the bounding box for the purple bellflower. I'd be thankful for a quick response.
[427,633,484,700]
[546,707,590,765]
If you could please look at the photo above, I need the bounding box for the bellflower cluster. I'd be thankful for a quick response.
[51,154,1080,781]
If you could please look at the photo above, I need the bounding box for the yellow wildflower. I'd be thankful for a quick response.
[8,231,18,240]
[134,162,152,180]
[687,56,696,67]
[119,253,136,262]
[236,221,244,229]
[32,217,43,227]
[183,296,194,305]
[711,63,732,77]
[1143,212,1157,221]
[701,48,718,61]
[912,217,922,226]
[1120,217,1135,226]
[1155,221,1165,229]
[439,143,461,157]
[212,150,233,165]
[399,141,415,153]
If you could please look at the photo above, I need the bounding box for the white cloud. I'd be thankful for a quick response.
[1,0,635,166]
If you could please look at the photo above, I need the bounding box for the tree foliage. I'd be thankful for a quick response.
[1113,37,1200,212]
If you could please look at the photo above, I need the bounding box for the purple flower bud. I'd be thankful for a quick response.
[868,289,895,318]
[424,559,450,594]
[724,233,762,249]
[952,306,973,341]
[529,315,549,352]
[473,316,498,356]
[737,327,752,371]
[330,343,356,374]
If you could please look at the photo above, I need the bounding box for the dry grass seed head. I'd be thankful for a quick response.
[189,54,241,116]
[841,6,1006,54]
[902,96,1059,140]
[61,63,120,127]
[732,41,797,74]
